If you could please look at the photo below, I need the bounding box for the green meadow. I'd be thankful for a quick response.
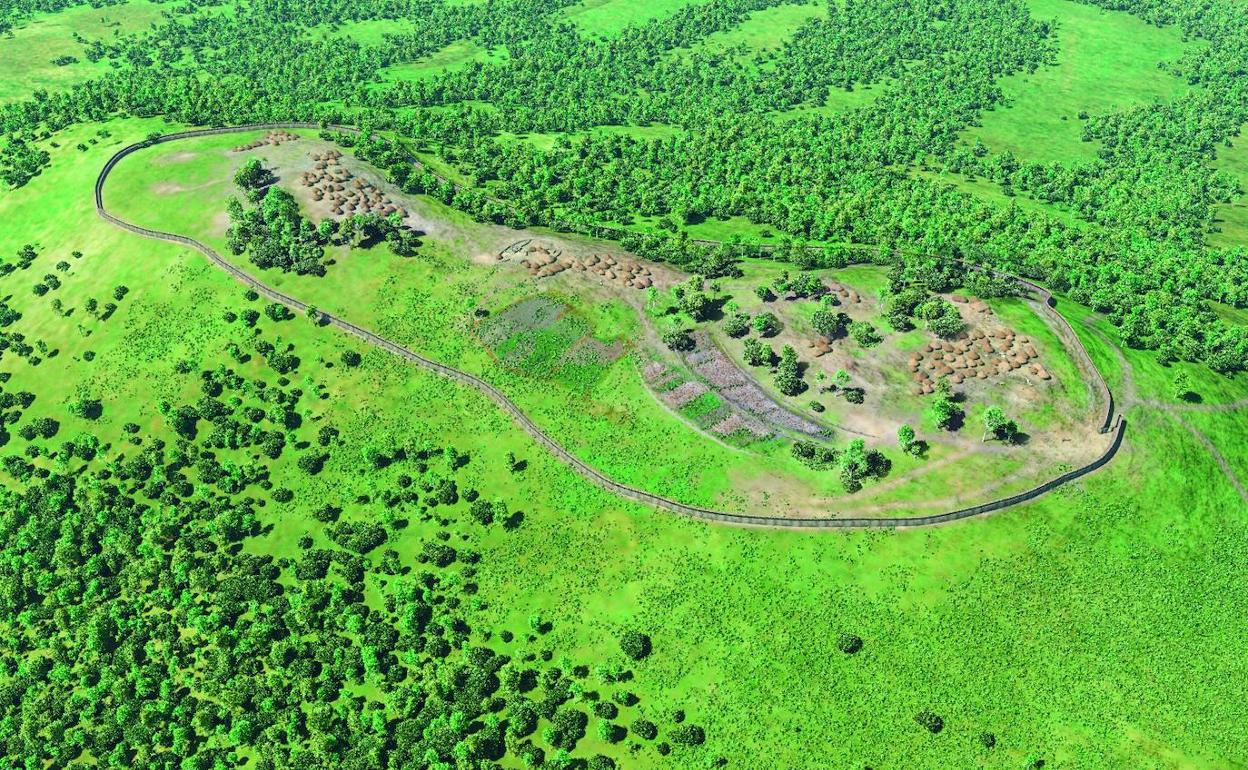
[0,0,166,103]
[3,1,1248,767]
[3,117,1247,768]
[966,0,1195,165]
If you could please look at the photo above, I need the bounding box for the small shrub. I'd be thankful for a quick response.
[915,711,944,734]
[618,630,652,661]
[669,724,705,746]
[836,633,863,654]
[631,719,658,740]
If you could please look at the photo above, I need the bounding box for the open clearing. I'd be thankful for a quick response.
[99,126,1120,524]
[0,0,167,103]
[965,0,1195,164]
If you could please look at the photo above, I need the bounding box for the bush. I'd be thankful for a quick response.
[21,417,59,440]
[631,719,658,740]
[328,521,388,554]
[836,633,863,654]
[596,720,625,743]
[296,452,326,475]
[312,505,340,523]
[67,398,102,420]
[341,350,362,367]
[669,724,705,746]
[264,303,293,322]
[915,711,944,734]
[470,499,495,525]
[752,312,780,337]
[618,630,652,661]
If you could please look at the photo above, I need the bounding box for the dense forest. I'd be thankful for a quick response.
[2,0,1247,369]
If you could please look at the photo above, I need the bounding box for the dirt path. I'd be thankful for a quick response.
[1173,414,1248,504]
[94,123,1130,530]
[1088,325,1248,504]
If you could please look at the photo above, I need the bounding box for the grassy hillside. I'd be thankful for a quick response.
[0,0,166,103]
[3,1,1248,767]
[965,0,1195,165]
[2,119,1247,768]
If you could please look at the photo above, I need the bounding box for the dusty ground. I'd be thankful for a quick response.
[232,131,1111,516]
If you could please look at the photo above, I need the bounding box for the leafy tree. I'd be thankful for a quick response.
[915,711,945,734]
[743,338,773,367]
[849,321,882,347]
[836,633,863,654]
[619,630,652,661]
[812,309,850,339]
[233,158,272,190]
[669,724,705,746]
[661,328,694,351]
[722,312,750,337]
[774,345,804,396]
[929,378,962,431]
[753,312,781,337]
[1172,371,1195,402]
[897,424,916,454]
[982,406,1019,443]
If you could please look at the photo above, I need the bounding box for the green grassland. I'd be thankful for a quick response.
[307,18,416,46]
[687,0,826,63]
[1209,127,1248,248]
[4,1,1248,767]
[965,0,1195,165]
[0,0,166,103]
[372,39,510,86]
[5,120,1248,769]
[104,128,944,514]
[557,0,705,38]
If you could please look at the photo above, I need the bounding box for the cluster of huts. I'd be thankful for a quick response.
[515,245,654,290]
[908,328,1050,394]
[950,294,994,316]
[825,281,862,304]
[806,338,834,357]
[232,130,299,152]
[298,150,407,219]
